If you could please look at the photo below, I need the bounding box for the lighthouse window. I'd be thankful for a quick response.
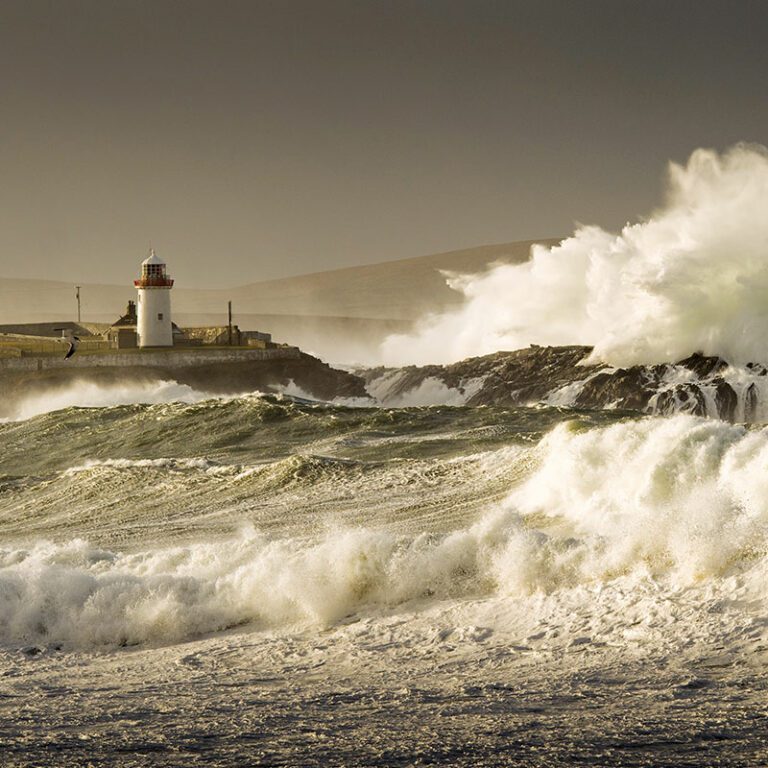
[158,313,164,320]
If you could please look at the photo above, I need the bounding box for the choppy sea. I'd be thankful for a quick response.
[2,381,768,766]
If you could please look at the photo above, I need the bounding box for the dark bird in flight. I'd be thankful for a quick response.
[54,328,80,359]
[64,337,80,359]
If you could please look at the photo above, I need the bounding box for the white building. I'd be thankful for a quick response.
[134,248,174,348]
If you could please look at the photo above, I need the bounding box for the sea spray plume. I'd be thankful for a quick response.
[381,144,768,367]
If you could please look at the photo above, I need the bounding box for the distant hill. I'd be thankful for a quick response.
[225,239,558,320]
[0,239,558,361]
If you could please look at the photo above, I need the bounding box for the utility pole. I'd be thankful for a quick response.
[228,301,233,346]
[75,286,81,323]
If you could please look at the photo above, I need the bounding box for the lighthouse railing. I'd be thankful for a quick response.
[134,278,175,288]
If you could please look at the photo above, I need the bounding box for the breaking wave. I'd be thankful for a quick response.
[507,415,768,586]
[383,144,768,367]
[5,380,215,421]
[3,414,768,648]
[1,377,352,423]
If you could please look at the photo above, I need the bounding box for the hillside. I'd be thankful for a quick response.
[227,239,558,320]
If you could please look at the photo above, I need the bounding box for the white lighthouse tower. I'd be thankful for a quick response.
[134,248,174,348]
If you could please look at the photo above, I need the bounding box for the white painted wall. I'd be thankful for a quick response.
[137,288,172,347]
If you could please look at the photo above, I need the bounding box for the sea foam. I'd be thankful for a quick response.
[2,415,767,649]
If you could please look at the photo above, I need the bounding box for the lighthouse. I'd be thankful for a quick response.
[134,248,174,348]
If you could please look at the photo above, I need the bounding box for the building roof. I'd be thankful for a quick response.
[0,322,97,338]
[112,301,137,328]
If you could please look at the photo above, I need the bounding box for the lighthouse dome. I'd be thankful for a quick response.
[142,248,164,266]
[135,248,173,288]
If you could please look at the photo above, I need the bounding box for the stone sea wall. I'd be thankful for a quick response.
[0,347,369,416]
[0,347,301,372]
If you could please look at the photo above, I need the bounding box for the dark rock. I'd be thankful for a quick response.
[653,384,707,417]
[361,346,597,407]
[575,367,656,411]
[164,352,371,401]
[745,383,759,422]
[676,353,728,378]
[451,346,596,406]
[712,378,738,422]
[362,346,768,423]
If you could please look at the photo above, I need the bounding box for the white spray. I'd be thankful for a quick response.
[4,380,211,421]
[4,415,768,648]
[382,144,768,367]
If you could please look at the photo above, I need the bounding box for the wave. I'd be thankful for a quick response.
[0,388,599,484]
[4,445,526,552]
[3,414,768,649]
[4,380,218,422]
[365,371,487,407]
[1,377,355,423]
[507,415,768,586]
[63,456,240,476]
[0,528,489,648]
[60,453,371,491]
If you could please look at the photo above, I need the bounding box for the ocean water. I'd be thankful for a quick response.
[2,384,768,766]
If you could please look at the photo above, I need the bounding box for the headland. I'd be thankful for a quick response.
[0,248,370,416]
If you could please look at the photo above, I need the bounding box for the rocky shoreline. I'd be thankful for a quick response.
[4,344,765,423]
[361,346,768,422]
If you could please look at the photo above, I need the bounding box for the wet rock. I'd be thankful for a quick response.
[654,384,707,417]
[712,378,738,422]
[457,346,594,406]
[575,367,656,411]
[677,353,728,378]
[745,383,759,422]
[361,345,768,422]
[361,346,596,406]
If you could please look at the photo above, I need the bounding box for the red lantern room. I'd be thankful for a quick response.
[134,249,174,288]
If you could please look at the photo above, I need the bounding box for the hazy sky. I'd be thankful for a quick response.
[2,0,768,288]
